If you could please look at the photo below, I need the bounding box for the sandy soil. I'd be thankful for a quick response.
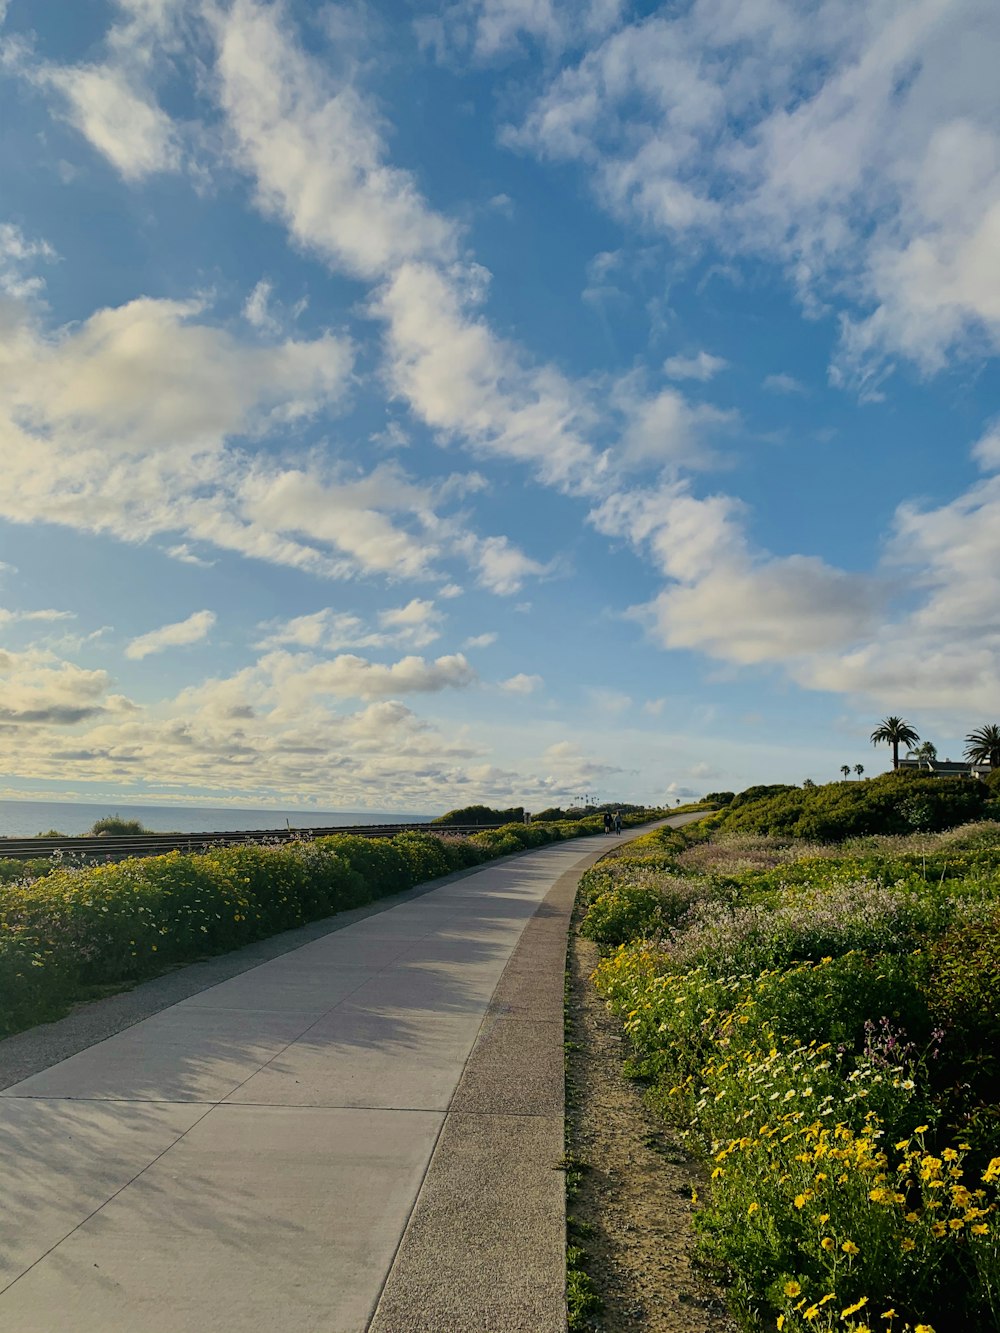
[566,921,738,1333]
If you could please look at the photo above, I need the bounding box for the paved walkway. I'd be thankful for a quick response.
[0,828,662,1332]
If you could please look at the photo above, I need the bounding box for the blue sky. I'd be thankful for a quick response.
[1,0,998,814]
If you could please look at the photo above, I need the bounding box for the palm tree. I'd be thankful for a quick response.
[964,724,1000,770]
[870,716,919,770]
[907,740,938,766]
[840,765,851,779]
[854,764,864,779]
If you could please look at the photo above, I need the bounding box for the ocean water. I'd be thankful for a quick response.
[0,800,433,839]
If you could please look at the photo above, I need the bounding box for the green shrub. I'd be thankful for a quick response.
[315,835,413,896]
[0,856,54,884]
[431,804,523,826]
[712,772,991,843]
[90,815,150,836]
[579,874,712,945]
[925,905,1000,1141]
[0,812,632,1038]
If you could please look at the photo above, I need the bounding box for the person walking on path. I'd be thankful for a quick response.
[603,811,612,835]
[613,810,622,835]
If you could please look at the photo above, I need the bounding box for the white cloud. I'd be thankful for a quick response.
[125,610,217,660]
[212,0,457,281]
[510,0,1000,383]
[0,647,115,726]
[463,632,497,649]
[594,478,880,667]
[243,279,279,333]
[0,641,494,807]
[462,533,549,595]
[0,280,483,587]
[207,6,612,497]
[538,738,622,789]
[613,375,735,468]
[0,607,74,626]
[417,0,624,63]
[972,417,1000,471]
[164,544,216,567]
[588,687,631,715]
[663,351,728,382]
[41,61,180,180]
[500,672,543,694]
[378,598,438,629]
[256,601,443,654]
[763,372,807,394]
[0,222,55,299]
[372,261,603,493]
[268,650,477,701]
[643,558,879,666]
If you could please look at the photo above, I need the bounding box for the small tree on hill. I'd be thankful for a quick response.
[840,765,851,779]
[854,764,864,779]
[870,716,919,770]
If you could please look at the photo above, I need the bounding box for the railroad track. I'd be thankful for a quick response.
[0,823,507,864]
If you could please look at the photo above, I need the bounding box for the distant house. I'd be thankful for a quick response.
[898,758,992,779]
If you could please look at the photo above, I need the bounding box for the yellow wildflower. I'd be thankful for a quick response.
[842,1240,860,1256]
[842,1297,868,1317]
[784,1280,802,1298]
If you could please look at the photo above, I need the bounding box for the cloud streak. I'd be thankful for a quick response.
[125,610,217,660]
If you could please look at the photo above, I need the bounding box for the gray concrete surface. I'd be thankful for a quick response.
[0,817,700,1331]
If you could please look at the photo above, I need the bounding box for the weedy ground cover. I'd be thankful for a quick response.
[580,821,1000,1332]
[0,815,625,1037]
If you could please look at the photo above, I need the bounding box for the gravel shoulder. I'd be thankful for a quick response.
[566,912,738,1333]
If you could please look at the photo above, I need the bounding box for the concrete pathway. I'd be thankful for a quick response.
[0,827,667,1332]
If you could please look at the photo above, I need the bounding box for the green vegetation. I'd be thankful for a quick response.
[0,816,630,1038]
[702,771,997,843]
[90,815,151,836]
[0,857,57,885]
[430,804,525,825]
[578,804,1000,1331]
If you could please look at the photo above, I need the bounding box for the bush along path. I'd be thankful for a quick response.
[0,815,648,1038]
[566,880,737,1333]
[578,817,1000,1333]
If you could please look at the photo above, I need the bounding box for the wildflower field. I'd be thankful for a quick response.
[0,814,624,1038]
[579,818,1000,1333]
